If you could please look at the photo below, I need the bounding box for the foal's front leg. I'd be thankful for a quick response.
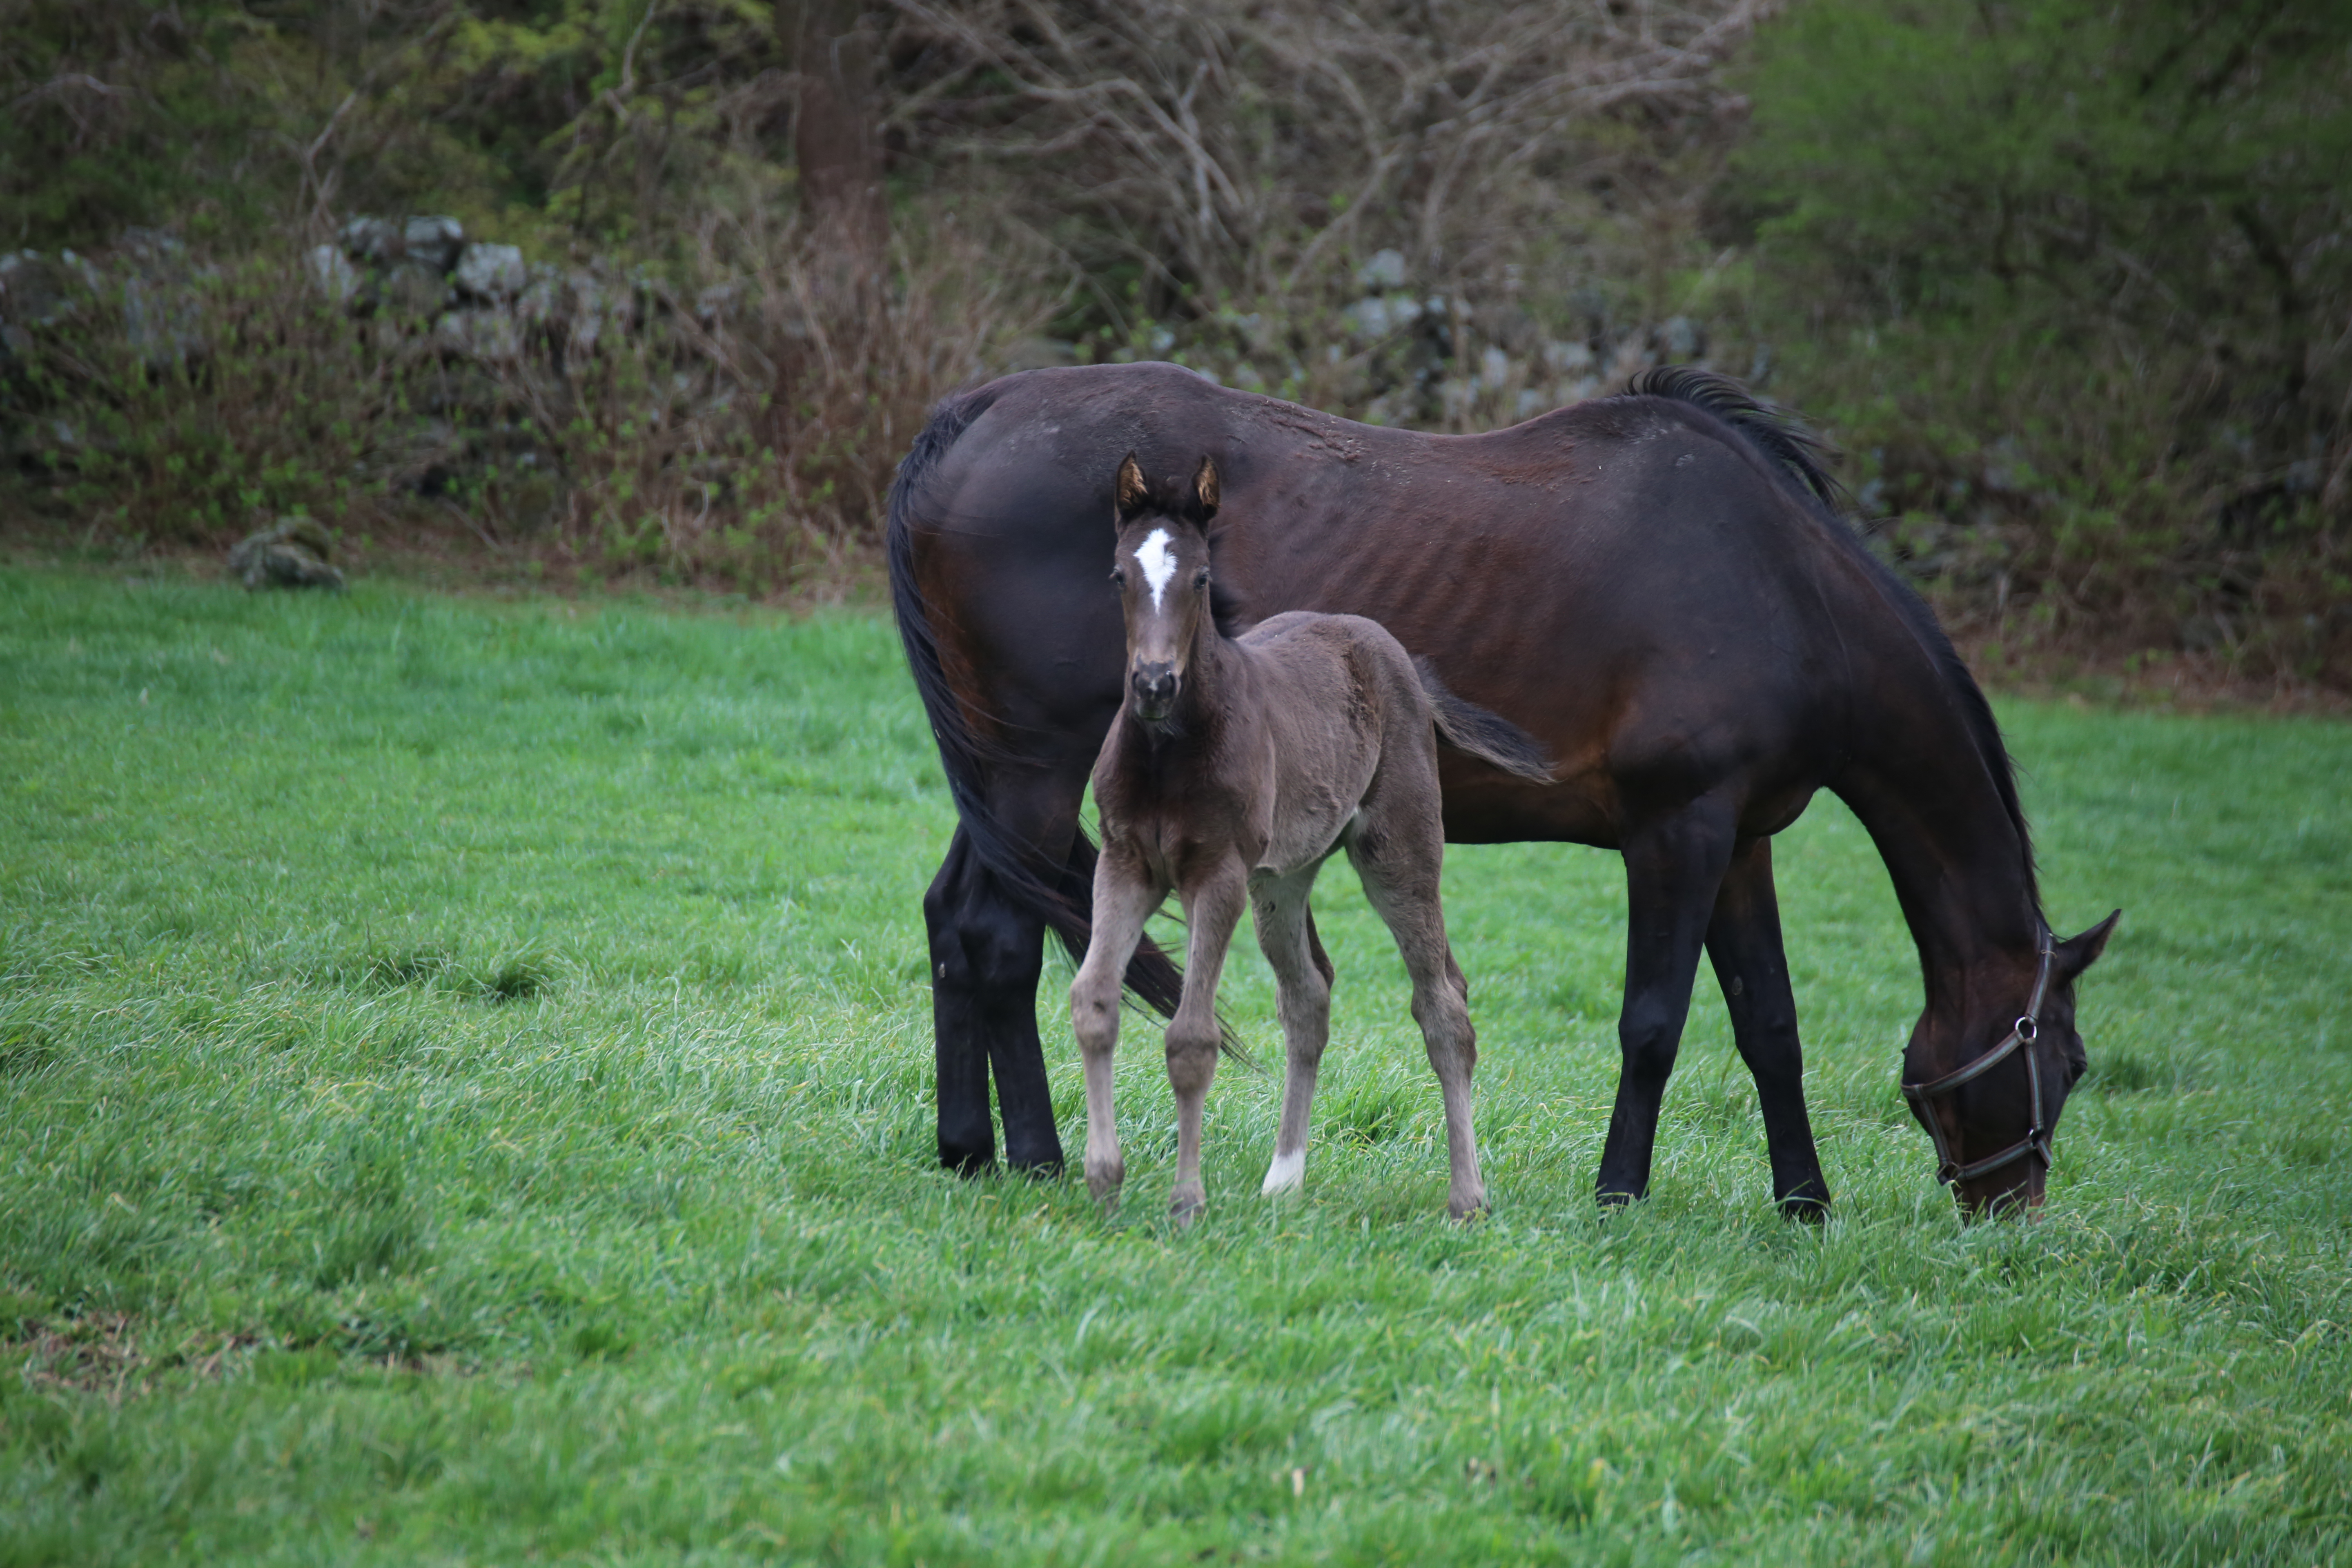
[1070,846,1165,1205]
[1167,859,1250,1225]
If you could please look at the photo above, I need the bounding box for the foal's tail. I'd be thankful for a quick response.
[1414,659,1555,783]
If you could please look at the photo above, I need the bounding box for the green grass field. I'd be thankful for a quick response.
[2,567,2348,1566]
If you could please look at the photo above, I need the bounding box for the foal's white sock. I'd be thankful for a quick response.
[1261,1149,1306,1196]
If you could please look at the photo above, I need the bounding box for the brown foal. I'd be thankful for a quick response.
[1070,454,1552,1224]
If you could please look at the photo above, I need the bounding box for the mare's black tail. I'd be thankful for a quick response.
[886,386,1209,1045]
[1414,659,1555,783]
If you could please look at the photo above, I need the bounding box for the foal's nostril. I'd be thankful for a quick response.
[1133,664,1178,710]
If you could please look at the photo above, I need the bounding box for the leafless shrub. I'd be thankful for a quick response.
[884,0,1769,310]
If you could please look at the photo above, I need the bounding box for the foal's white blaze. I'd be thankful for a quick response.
[1136,528,1177,611]
[1261,1148,1306,1196]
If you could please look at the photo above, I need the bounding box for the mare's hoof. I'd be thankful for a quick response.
[1009,1156,1066,1181]
[1594,1187,1642,1215]
[940,1147,996,1178]
[1777,1192,1831,1223]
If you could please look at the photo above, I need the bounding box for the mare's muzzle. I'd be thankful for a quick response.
[1131,662,1178,720]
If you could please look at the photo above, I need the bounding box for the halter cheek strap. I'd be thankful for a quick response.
[1901,930,2056,1187]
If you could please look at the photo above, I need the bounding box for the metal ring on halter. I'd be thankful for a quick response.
[1901,929,2056,1187]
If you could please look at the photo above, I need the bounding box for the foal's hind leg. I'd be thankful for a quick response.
[1167,860,1250,1225]
[1250,868,1334,1197]
[1348,794,1486,1220]
[1706,836,1831,1218]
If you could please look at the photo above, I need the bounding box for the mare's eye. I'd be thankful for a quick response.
[1109,569,1124,586]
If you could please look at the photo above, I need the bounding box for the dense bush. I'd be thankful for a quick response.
[1731,0,2352,681]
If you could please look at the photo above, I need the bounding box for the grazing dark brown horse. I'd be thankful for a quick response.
[890,361,2118,1215]
[1074,454,1553,1225]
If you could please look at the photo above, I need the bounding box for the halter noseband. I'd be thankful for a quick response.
[1900,930,2056,1187]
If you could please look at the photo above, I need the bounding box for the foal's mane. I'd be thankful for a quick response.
[1619,365,2040,904]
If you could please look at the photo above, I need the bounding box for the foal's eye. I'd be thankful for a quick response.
[1193,567,1211,588]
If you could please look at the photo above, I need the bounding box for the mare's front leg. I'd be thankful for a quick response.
[1167,859,1250,1225]
[1069,844,1163,1205]
[1250,869,1333,1197]
[1596,800,1738,1206]
[1706,835,1831,1218]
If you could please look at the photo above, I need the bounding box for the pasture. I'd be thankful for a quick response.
[2,566,2348,1565]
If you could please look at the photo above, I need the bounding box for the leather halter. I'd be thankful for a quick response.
[1901,930,2056,1187]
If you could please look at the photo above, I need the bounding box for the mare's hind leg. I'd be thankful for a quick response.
[1348,791,1486,1220]
[922,778,1086,1176]
[1069,843,1164,1205]
[1250,868,1334,1197]
[1167,860,1250,1225]
[1706,836,1831,1218]
[1596,800,1739,1207]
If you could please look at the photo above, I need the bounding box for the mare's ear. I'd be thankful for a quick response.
[1192,455,1220,519]
[2055,909,2121,984]
[1114,453,1149,519]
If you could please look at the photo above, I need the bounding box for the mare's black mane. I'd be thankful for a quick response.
[1620,365,2038,903]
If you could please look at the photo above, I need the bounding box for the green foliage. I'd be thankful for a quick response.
[0,0,793,256]
[1732,0,2352,663]
[2,569,2350,1561]
[1745,1,2352,329]
[0,0,291,248]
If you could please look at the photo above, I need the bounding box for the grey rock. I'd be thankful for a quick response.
[1357,248,1408,290]
[116,227,186,271]
[1543,339,1595,374]
[516,265,566,326]
[122,274,205,368]
[454,242,527,301]
[434,308,522,361]
[1658,315,1703,361]
[382,261,450,319]
[402,216,466,274]
[341,217,401,265]
[0,251,78,330]
[307,244,360,303]
[109,232,204,367]
[1344,294,1422,340]
[228,517,346,591]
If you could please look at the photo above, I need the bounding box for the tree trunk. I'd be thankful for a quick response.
[779,0,886,267]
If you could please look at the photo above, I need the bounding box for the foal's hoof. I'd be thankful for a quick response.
[1448,1196,1489,1224]
[1084,1158,1125,1205]
[1169,1191,1206,1229]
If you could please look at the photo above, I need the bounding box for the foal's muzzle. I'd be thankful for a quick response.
[1131,662,1178,720]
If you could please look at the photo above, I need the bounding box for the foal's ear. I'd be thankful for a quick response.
[2056,909,2121,984]
[1114,453,1149,519]
[1192,455,1220,519]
